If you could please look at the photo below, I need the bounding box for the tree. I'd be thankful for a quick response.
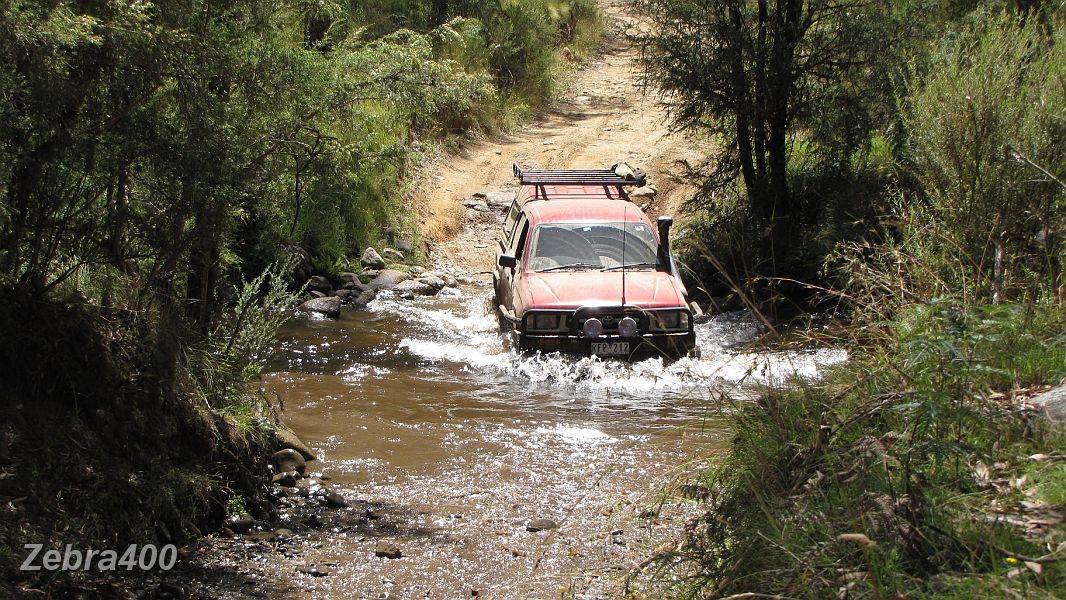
[639,0,906,283]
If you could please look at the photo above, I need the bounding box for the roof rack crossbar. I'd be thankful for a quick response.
[513,163,646,187]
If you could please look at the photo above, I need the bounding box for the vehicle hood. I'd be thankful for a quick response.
[521,270,685,309]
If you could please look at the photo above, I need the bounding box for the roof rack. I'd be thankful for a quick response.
[513,163,647,188]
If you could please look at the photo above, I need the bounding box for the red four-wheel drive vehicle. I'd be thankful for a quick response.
[493,164,701,360]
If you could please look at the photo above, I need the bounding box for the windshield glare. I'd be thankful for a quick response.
[527,222,660,272]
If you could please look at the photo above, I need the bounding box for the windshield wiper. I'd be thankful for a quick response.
[601,262,657,271]
[536,262,600,272]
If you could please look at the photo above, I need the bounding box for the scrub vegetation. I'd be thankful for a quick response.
[0,0,603,589]
[634,0,1066,597]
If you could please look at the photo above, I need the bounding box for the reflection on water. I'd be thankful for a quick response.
[258,281,845,598]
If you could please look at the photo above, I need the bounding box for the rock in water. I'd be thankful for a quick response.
[360,247,386,269]
[351,289,378,307]
[271,471,300,487]
[324,491,349,508]
[271,448,306,475]
[275,426,317,461]
[419,274,446,290]
[298,565,331,577]
[298,296,341,319]
[368,269,411,291]
[392,279,437,297]
[374,542,402,559]
[525,518,558,532]
[226,514,254,534]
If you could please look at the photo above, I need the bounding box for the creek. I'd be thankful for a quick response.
[249,279,845,598]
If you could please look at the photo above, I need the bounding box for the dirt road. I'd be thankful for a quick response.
[415,0,708,275]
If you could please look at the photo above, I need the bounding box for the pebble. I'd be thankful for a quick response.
[298,565,331,577]
[374,542,403,559]
[525,518,559,532]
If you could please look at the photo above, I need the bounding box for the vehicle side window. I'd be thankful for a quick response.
[510,216,529,260]
[502,201,520,242]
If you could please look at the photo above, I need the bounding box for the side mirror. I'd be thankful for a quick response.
[498,254,517,269]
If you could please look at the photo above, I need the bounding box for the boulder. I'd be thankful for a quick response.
[381,248,405,263]
[298,296,341,319]
[393,279,437,296]
[275,426,317,461]
[613,162,635,179]
[360,247,386,269]
[271,448,306,475]
[338,272,362,288]
[306,275,332,294]
[1032,385,1066,421]
[629,185,657,198]
[369,269,411,291]
[441,274,458,288]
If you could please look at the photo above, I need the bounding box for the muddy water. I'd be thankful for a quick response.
[257,279,845,598]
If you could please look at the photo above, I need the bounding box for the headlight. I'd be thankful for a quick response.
[618,316,638,337]
[650,310,689,332]
[528,313,564,332]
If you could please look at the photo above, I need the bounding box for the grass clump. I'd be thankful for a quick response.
[651,299,1066,598]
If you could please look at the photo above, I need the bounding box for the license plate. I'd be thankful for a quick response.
[591,341,630,356]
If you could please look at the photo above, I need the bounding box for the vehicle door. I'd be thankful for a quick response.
[497,213,529,312]
[495,200,521,297]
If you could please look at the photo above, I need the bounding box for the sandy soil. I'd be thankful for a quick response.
[413,0,709,276]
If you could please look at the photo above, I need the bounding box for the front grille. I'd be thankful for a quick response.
[573,308,644,335]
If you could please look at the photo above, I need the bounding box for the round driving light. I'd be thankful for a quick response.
[582,318,603,338]
[618,316,638,337]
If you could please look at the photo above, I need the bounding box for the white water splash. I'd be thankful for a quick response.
[370,285,846,391]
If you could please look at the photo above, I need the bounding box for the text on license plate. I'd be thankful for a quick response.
[590,341,630,355]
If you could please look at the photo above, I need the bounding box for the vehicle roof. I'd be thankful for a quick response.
[523,198,651,227]
[518,184,627,202]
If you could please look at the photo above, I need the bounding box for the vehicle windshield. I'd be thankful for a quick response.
[527,221,660,272]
